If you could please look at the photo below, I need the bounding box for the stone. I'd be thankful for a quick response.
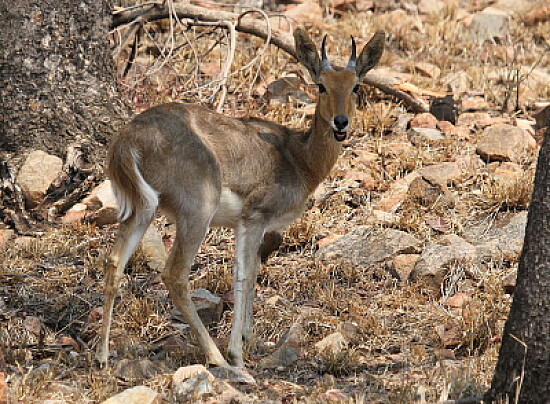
[376,172,420,212]
[172,288,223,326]
[317,233,343,248]
[366,209,400,226]
[409,113,438,129]
[17,150,63,208]
[407,177,455,208]
[389,254,420,282]
[502,269,517,294]
[468,7,510,42]
[411,235,477,283]
[173,372,214,402]
[476,124,537,163]
[62,203,88,224]
[318,227,422,269]
[112,359,161,382]
[173,365,216,387]
[418,162,464,185]
[141,225,167,271]
[417,0,444,14]
[101,386,161,404]
[456,112,491,128]
[514,118,536,137]
[266,76,309,103]
[315,332,348,353]
[443,293,471,308]
[487,162,523,182]
[407,127,445,146]
[409,62,441,78]
[83,180,119,225]
[465,212,527,262]
[259,322,303,369]
[461,96,491,111]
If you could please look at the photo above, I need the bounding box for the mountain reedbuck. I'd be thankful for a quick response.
[97,28,384,375]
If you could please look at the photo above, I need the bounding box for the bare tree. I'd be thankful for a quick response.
[0,0,130,228]
[485,125,550,403]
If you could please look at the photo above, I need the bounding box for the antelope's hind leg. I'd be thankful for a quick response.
[160,210,229,368]
[96,214,154,366]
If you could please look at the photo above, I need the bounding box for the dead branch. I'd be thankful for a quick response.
[111,3,428,113]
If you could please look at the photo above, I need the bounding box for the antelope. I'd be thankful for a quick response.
[96,27,384,376]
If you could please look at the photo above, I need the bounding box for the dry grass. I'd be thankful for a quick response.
[2,1,548,402]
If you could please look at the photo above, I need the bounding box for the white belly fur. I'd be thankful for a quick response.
[211,188,243,228]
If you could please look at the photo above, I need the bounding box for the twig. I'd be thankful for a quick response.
[111,3,428,112]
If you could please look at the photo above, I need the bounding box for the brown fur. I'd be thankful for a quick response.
[97,28,385,373]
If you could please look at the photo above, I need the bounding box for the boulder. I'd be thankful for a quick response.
[464,212,527,262]
[318,227,422,269]
[407,127,445,146]
[259,322,304,369]
[476,124,536,163]
[389,254,420,282]
[406,177,455,208]
[468,7,510,42]
[101,386,161,404]
[172,288,223,326]
[141,225,167,271]
[376,172,420,212]
[411,235,477,283]
[112,359,161,382]
[410,113,438,129]
[17,150,63,208]
[315,332,348,354]
[418,162,465,186]
[456,112,491,128]
[486,162,523,182]
[83,180,119,225]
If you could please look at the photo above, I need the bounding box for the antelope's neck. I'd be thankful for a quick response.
[298,109,343,193]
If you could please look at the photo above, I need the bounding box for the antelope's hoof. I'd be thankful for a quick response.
[210,365,256,385]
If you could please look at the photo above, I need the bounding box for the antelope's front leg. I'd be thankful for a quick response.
[228,223,264,368]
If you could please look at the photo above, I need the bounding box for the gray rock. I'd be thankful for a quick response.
[259,322,304,369]
[407,127,445,146]
[173,372,214,402]
[171,288,223,326]
[17,150,63,208]
[411,235,477,282]
[141,225,167,271]
[418,162,465,186]
[112,359,161,382]
[469,7,510,42]
[464,212,527,262]
[476,124,536,163]
[83,180,119,225]
[101,386,161,404]
[318,227,422,269]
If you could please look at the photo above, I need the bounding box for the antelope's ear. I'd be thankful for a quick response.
[356,30,385,81]
[294,27,322,82]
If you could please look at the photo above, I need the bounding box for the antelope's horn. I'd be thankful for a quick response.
[346,35,357,71]
[321,35,333,71]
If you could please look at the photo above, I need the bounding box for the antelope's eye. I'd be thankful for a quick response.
[353,84,360,94]
[318,84,327,93]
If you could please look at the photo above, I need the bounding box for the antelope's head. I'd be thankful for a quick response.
[294,28,385,142]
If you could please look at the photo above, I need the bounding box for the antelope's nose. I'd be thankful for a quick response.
[333,114,349,131]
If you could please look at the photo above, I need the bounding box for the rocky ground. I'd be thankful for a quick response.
[1,0,549,402]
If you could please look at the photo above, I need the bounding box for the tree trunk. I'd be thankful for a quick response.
[0,0,130,167]
[485,126,550,403]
